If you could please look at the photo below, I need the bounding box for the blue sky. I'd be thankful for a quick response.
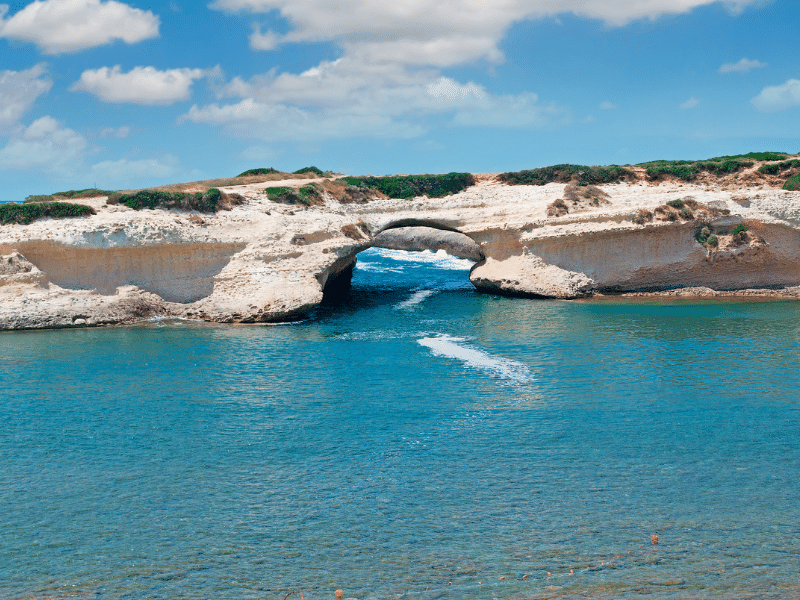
[0,0,798,200]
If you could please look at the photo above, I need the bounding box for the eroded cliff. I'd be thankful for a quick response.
[2,164,800,330]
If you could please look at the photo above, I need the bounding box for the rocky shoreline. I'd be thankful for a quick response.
[2,165,800,330]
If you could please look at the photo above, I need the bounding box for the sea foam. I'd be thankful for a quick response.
[417,334,532,383]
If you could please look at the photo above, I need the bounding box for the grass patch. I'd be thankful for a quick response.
[342,172,475,199]
[0,202,95,225]
[265,184,323,206]
[499,164,634,186]
[107,188,244,212]
[293,166,325,176]
[24,188,114,203]
[783,173,800,191]
[237,167,281,177]
[709,152,787,162]
[642,158,754,181]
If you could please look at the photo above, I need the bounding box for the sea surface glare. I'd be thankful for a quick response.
[2,247,799,599]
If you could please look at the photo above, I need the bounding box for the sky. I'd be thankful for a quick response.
[0,0,798,200]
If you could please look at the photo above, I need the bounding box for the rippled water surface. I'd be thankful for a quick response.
[2,248,800,599]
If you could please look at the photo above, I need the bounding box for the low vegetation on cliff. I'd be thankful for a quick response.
[0,202,96,225]
[500,164,635,186]
[107,189,245,212]
[341,172,475,199]
[265,184,323,206]
[547,183,610,216]
[24,188,114,203]
[784,173,800,191]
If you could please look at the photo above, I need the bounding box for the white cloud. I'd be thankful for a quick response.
[0,64,52,131]
[719,58,767,74]
[182,59,568,140]
[0,116,86,173]
[751,79,800,112]
[210,0,763,65]
[250,25,279,50]
[0,0,160,54]
[91,155,180,183]
[599,101,617,110]
[71,66,208,105]
[680,97,700,109]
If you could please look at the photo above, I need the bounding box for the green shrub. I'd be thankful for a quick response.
[666,199,685,208]
[642,157,754,181]
[0,202,95,225]
[108,188,225,212]
[265,184,322,206]
[783,173,800,191]
[499,164,633,186]
[293,166,325,176]
[679,208,694,219]
[731,224,747,236]
[237,167,280,177]
[696,227,711,244]
[342,172,475,199]
[24,188,114,203]
[709,152,787,162]
[706,234,719,247]
[758,159,800,175]
[632,209,653,225]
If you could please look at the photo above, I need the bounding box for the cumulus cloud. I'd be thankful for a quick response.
[751,79,800,112]
[680,97,700,109]
[71,66,208,105]
[250,25,279,50]
[0,64,52,131]
[0,116,86,173]
[182,58,568,140]
[0,0,160,54]
[211,0,762,64]
[719,58,767,73]
[599,101,617,110]
[100,125,131,138]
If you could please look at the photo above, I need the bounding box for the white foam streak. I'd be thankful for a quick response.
[370,248,475,270]
[417,334,532,383]
[395,289,436,310]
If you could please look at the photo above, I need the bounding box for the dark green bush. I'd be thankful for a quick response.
[342,172,475,199]
[758,159,800,175]
[696,227,711,244]
[499,164,633,186]
[731,224,747,236]
[706,234,719,247]
[0,202,95,225]
[109,188,224,212]
[265,184,322,206]
[642,157,754,181]
[666,199,685,208]
[709,152,787,162]
[237,167,280,177]
[784,173,800,191]
[24,188,114,203]
[679,208,694,219]
[293,166,325,176]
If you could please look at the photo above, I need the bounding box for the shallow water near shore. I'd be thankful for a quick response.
[2,247,800,599]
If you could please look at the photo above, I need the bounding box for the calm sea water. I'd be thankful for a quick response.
[2,248,799,600]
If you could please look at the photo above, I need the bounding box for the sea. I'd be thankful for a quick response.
[1,247,799,600]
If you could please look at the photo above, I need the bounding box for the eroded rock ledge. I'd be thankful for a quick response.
[2,174,800,330]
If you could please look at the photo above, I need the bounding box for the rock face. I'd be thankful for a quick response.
[372,226,483,260]
[2,174,800,330]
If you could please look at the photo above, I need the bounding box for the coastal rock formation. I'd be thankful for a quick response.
[2,167,800,330]
[373,226,483,260]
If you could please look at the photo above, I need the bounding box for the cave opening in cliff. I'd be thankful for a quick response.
[321,225,482,309]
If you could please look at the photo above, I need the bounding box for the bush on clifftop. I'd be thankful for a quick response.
[237,167,281,177]
[24,188,114,203]
[0,202,96,225]
[784,173,800,191]
[341,172,475,199]
[107,188,244,212]
[498,164,634,186]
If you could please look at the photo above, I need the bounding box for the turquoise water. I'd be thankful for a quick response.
[2,248,799,599]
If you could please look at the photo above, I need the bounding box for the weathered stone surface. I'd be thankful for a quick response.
[2,173,800,329]
[373,226,483,260]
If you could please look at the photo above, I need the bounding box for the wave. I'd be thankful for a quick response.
[395,289,436,310]
[417,334,532,383]
[366,248,475,270]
